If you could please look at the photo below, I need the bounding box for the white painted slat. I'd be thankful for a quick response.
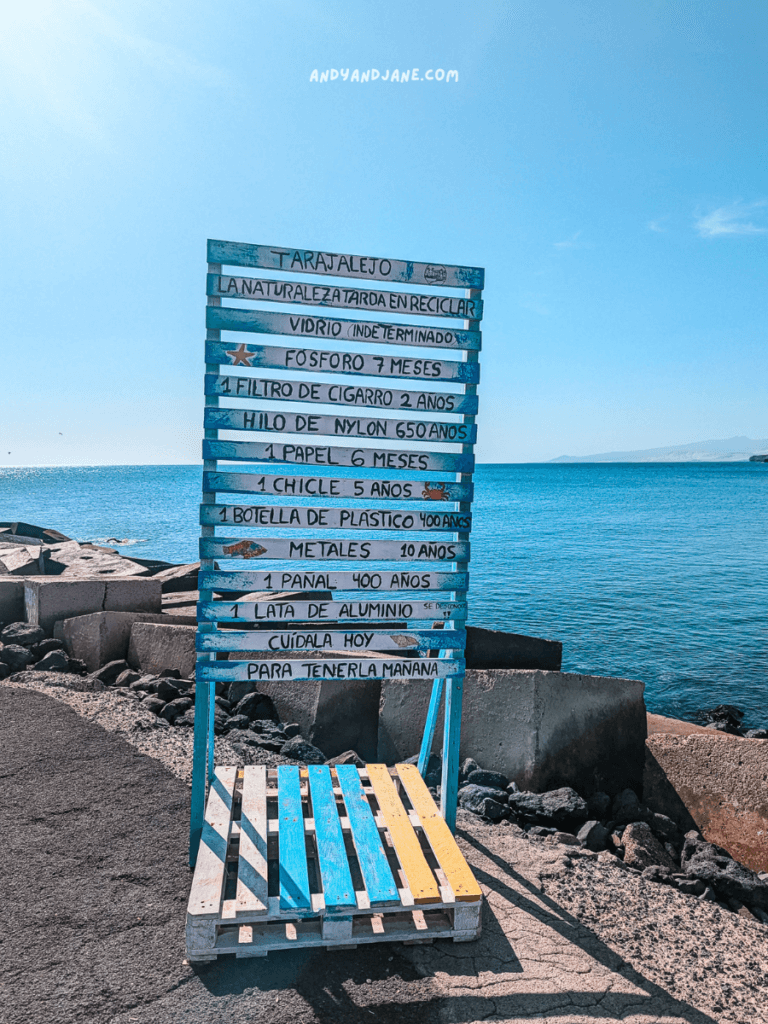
[236,766,269,916]
[200,504,472,532]
[202,439,473,473]
[187,767,237,918]
[199,568,468,592]
[200,537,469,562]
[202,471,471,503]
[198,598,467,624]
[196,657,465,683]
[197,627,465,653]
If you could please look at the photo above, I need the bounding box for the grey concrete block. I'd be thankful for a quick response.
[127,622,197,677]
[0,576,27,624]
[378,669,646,797]
[0,545,43,576]
[54,611,197,672]
[24,578,162,635]
[465,626,562,671]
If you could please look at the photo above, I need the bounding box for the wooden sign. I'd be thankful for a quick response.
[200,504,472,532]
[204,407,477,444]
[201,471,472,502]
[204,341,480,383]
[197,628,466,653]
[207,239,485,289]
[205,374,479,414]
[199,569,469,592]
[207,307,481,351]
[202,439,474,473]
[208,275,484,321]
[191,236,483,866]
[200,537,470,562]
[197,656,466,683]
[198,598,467,622]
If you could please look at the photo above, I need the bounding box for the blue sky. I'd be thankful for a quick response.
[1,0,766,464]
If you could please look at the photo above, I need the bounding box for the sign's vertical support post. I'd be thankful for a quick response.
[440,288,481,832]
[189,261,221,867]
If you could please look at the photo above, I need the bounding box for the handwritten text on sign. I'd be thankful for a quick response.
[199,569,468,592]
[207,239,484,289]
[197,598,467,622]
[205,375,479,414]
[202,472,471,502]
[206,307,480,351]
[204,408,476,443]
[202,439,474,472]
[197,657,465,682]
[209,275,483,320]
[200,505,471,532]
[205,342,480,384]
[200,537,469,562]
[197,629,465,653]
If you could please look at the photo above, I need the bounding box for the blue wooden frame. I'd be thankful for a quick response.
[189,239,483,866]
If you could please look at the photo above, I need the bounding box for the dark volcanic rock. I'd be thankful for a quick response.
[539,787,589,825]
[175,709,195,727]
[0,622,45,648]
[467,769,509,790]
[680,832,768,911]
[459,784,507,821]
[115,669,141,688]
[225,680,257,706]
[213,707,230,734]
[280,736,325,764]
[0,663,11,680]
[235,691,279,722]
[214,696,232,712]
[0,645,35,671]
[696,704,745,735]
[577,820,610,852]
[622,821,676,872]
[34,650,69,672]
[587,791,611,819]
[94,660,130,685]
[67,657,88,675]
[325,749,365,768]
[224,714,251,732]
[611,788,643,824]
[161,698,193,723]
[647,812,681,845]
[142,696,166,716]
[642,865,672,884]
[745,728,768,739]
[30,638,65,660]
[459,757,479,784]
[156,679,181,703]
[283,723,301,738]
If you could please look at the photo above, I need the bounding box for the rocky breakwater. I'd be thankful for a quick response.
[0,622,87,677]
[412,751,768,926]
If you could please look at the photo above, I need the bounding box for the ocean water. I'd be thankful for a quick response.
[1,462,765,727]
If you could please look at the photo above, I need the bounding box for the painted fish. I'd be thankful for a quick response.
[222,540,268,559]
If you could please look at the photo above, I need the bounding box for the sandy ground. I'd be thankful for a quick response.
[3,673,767,1024]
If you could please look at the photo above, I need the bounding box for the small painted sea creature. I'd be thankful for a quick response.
[223,540,267,558]
[422,482,450,501]
[390,634,419,648]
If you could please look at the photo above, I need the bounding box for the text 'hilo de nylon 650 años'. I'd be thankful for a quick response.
[190,237,483,859]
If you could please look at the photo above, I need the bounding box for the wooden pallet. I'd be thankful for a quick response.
[186,763,482,960]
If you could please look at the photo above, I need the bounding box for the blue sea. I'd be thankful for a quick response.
[1,462,766,727]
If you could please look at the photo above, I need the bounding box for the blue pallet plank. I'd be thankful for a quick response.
[334,765,399,905]
[277,766,312,914]
[307,766,356,911]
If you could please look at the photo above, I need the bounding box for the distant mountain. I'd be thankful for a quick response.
[550,436,768,463]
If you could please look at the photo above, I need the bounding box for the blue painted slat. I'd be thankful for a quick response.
[200,503,472,532]
[196,628,467,653]
[206,306,481,351]
[204,341,480,384]
[202,407,478,445]
[208,274,484,321]
[307,766,356,910]
[207,239,485,290]
[201,438,475,473]
[334,765,399,905]
[198,568,469,592]
[417,677,445,777]
[441,674,465,833]
[196,657,465,683]
[277,765,312,913]
[204,372,480,414]
[202,471,473,503]
[199,536,470,563]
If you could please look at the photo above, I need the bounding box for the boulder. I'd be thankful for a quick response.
[232,691,279,722]
[680,833,768,911]
[127,622,196,678]
[115,669,141,688]
[29,638,65,660]
[539,787,589,824]
[284,723,301,738]
[459,757,479,785]
[175,709,195,727]
[94,659,130,685]
[587,791,611,819]
[459,785,508,820]
[225,714,251,732]
[577,820,610,851]
[745,728,768,739]
[281,736,325,764]
[59,546,151,578]
[325,750,366,768]
[0,546,43,576]
[0,521,70,544]
[156,679,181,703]
[213,708,230,734]
[0,645,35,671]
[622,822,677,872]
[467,769,509,790]
[611,788,643,824]
[0,622,45,647]
[34,650,69,672]
[142,697,166,716]
[153,563,200,593]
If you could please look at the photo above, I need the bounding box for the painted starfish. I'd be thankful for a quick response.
[226,344,254,366]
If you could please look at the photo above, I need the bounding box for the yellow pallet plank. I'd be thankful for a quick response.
[395,763,482,903]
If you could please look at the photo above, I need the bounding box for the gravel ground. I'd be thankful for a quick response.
[4,670,768,1024]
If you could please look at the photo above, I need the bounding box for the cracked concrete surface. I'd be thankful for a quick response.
[3,680,767,1024]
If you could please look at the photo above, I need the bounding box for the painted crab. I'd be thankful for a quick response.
[422,482,451,501]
